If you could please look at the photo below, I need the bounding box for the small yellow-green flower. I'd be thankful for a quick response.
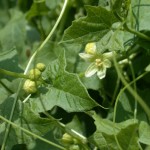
[79,42,113,79]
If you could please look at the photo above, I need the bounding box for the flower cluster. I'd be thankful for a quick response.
[79,42,113,79]
[23,63,46,94]
[61,133,80,150]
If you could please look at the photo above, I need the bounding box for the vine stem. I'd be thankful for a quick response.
[113,70,148,150]
[24,0,68,74]
[0,68,29,79]
[1,0,68,149]
[128,60,137,120]
[113,56,150,120]
[124,23,150,41]
[0,115,66,150]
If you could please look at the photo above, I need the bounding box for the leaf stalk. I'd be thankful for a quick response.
[124,23,150,41]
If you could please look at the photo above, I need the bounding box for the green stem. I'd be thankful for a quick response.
[111,77,120,105]
[113,56,150,120]
[113,71,148,123]
[124,23,150,41]
[113,71,149,150]
[128,60,137,120]
[0,68,29,79]
[1,81,23,150]
[0,115,66,150]
[65,127,87,144]
[24,0,68,74]
[41,111,88,145]
[37,111,88,147]
[56,0,71,41]
[1,0,68,149]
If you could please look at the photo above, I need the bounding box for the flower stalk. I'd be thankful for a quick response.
[0,68,29,79]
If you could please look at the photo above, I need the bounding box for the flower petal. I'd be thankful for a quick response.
[85,63,98,77]
[103,52,113,59]
[97,67,106,79]
[79,53,93,61]
[103,59,111,68]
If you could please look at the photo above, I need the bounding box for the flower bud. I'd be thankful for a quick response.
[36,63,46,72]
[85,42,96,54]
[69,145,80,150]
[61,133,74,145]
[23,79,37,94]
[29,68,41,80]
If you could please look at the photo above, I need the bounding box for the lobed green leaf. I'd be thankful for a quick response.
[62,5,119,44]
[90,112,139,150]
[30,50,98,113]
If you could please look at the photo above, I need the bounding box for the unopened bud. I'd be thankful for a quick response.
[29,68,41,80]
[61,133,74,145]
[69,145,80,150]
[85,42,96,54]
[23,79,37,94]
[36,63,46,72]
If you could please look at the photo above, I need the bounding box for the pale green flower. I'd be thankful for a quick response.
[79,42,113,79]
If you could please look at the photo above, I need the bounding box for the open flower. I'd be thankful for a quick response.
[79,42,113,79]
